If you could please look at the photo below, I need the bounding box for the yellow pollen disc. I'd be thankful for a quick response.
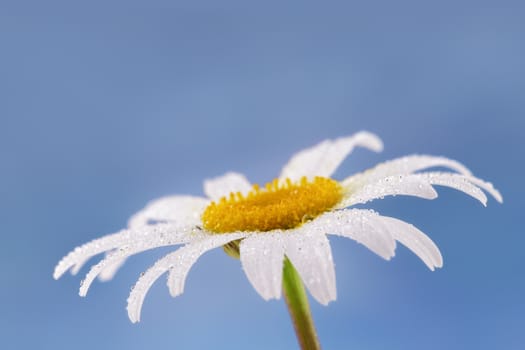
[202,176,343,233]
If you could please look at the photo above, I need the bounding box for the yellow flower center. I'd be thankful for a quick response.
[202,176,343,233]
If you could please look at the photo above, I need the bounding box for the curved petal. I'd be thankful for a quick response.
[342,167,502,208]
[98,254,126,281]
[167,232,248,298]
[283,229,336,305]
[343,154,473,188]
[316,209,397,260]
[107,196,208,281]
[339,175,438,207]
[415,172,490,206]
[79,224,197,296]
[127,195,208,228]
[126,232,246,323]
[462,175,503,204]
[378,216,443,270]
[203,172,252,201]
[239,232,285,301]
[279,131,383,181]
[54,228,132,280]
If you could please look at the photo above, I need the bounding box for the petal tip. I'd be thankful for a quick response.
[168,284,184,298]
[128,311,140,324]
[427,187,439,200]
[261,293,282,301]
[429,261,443,271]
[127,297,142,324]
[356,131,384,153]
[493,190,503,204]
[319,294,337,306]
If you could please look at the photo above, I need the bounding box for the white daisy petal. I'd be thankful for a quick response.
[54,229,131,280]
[283,230,336,305]
[127,232,246,323]
[55,133,502,324]
[110,197,207,281]
[340,175,438,207]
[97,254,126,281]
[239,232,285,301]
[204,172,252,201]
[80,250,124,296]
[167,232,248,298]
[128,195,208,228]
[415,172,489,206]
[388,155,472,175]
[464,176,503,204]
[318,209,397,260]
[79,225,196,296]
[343,154,473,187]
[279,131,383,181]
[70,256,92,276]
[378,216,443,270]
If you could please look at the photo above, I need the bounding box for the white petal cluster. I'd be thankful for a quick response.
[54,131,502,323]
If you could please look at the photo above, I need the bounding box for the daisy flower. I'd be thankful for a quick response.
[54,131,501,348]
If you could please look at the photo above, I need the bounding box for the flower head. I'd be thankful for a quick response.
[54,131,502,323]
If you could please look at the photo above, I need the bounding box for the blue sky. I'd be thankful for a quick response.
[1,1,524,349]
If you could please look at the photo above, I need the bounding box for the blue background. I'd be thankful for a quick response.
[2,1,523,349]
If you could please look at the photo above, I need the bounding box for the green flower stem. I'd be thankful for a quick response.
[282,257,322,350]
